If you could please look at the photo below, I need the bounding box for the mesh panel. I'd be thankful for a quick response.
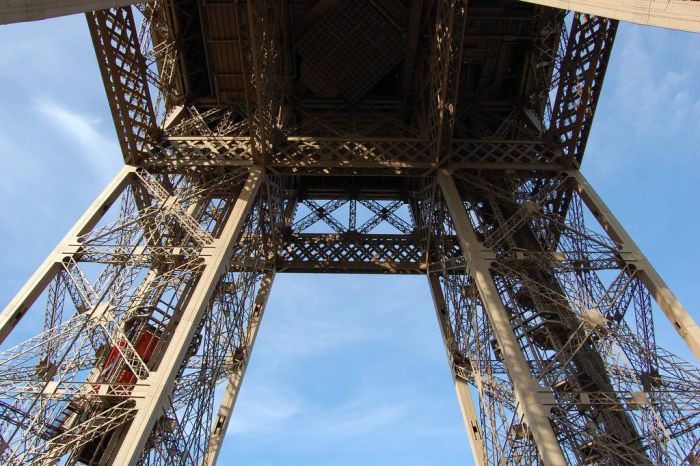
[297,0,404,102]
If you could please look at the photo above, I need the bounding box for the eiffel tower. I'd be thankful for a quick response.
[1,1,699,465]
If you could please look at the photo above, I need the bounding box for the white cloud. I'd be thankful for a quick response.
[254,278,387,366]
[584,24,700,180]
[229,384,302,435]
[259,315,379,361]
[34,99,121,180]
[230,384,410,443]
[0,128,45,195]
[611,26,700,133]
[310,394,408,437]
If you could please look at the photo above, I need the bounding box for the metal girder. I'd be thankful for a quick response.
[569,170,700,361]
[521,0,700,34]
[422,168,700,465]
[203,270,275,466]
[108,169,263,465]
[1,165,698,464]
[436,170,568,466]
[426,0,467,165]
[0,165,259,463]
[0,166,134,344]
[427,274,488,466]
[135,2,187,116]
[280,196,426,273]
[141,137,563,173]
[0,0,149,24]
[278,233,425,274]
[87,7,158,165]
[3,1,700,465]
[550,13,617,163]
[233,1,286,166]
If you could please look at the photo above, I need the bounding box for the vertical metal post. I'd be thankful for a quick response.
[569,170,700,361]
[203,270,275,466]
[437,169,567,466]
[110,168,264,466]
[427,274,488,466]
[0,165,135,343]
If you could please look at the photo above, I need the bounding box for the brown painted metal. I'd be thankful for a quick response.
[0,1,698,465]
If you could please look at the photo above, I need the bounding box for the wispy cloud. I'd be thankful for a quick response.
[230,385,410,443]
[309,394,408,437]
[611,27,700,134]
[34,99,121,180]
[254,278,386,366]
[0,127,44,195]
[585,24,700,179]
[229,383,303,435]
[258,314,379,361]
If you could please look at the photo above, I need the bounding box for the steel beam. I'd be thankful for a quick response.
[87,7,157,165]
[569,170,700,361]
[441,168,700,463]
[233,1,285,166]
[550,13,617,163]
[426,0,467,165]
[0,165,134,344]
[203,270,275,466]
[437,169,567,466]
[278,233,424,274]
[143,137,562,173]
[109,168,263,466]
[521,0,700,34]
[427,274,488,466]
[3,1,699,463]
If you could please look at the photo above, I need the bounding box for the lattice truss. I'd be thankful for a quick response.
[418,171,700,465]
[281,197,423,272]
[87,1,609,174]
[1,0,699,465]
[0,167,286,464]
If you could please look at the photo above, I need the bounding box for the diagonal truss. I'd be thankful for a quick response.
[417,170,700,465]
[0,1,698,465]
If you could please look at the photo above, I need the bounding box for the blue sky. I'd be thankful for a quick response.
[0,13,698,466]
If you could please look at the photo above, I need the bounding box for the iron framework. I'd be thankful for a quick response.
[0,1,699,465]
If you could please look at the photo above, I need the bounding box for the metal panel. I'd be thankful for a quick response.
[522,0,700,33]
[0,0,148,24]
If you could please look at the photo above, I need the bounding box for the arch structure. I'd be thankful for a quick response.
[0,1,699,465]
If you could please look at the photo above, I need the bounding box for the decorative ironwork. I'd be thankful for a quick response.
[1,1,698,465]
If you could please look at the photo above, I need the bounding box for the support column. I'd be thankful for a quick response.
[0,165,135,343]
[203,270,275,466]
[427,274,488,466]
[569,170,700,361]
[111,168,264,466]
[437,169,567,466]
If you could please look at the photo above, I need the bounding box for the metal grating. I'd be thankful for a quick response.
[297,0,405,102]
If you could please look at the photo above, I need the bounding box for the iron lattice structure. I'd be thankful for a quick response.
[0,1,699,465]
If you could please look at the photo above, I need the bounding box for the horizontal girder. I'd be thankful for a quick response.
[83,2,616,177]
[3,165,698,465]
[145,137,564,174]
[2,1,699,466]
[277,233,425,274]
